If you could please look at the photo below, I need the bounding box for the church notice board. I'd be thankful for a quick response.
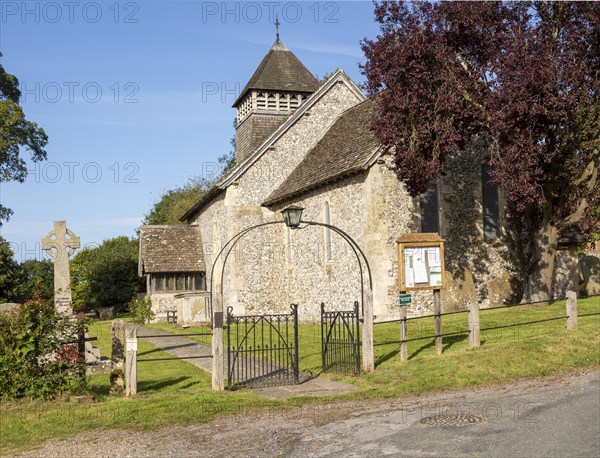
[397,233,446,291]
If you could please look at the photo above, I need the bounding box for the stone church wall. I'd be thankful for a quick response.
[221,81,364,316]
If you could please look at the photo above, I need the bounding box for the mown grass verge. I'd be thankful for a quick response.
[1,297,598,453]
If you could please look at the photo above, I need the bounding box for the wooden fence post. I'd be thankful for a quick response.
[566,244,579,330]
[125,325,137,397]
[433,289,443,355]
[468,302,480,348]
[362,288,375,372]
[400,303,408,362]
[212,292,225,391]
[110,320,125,395]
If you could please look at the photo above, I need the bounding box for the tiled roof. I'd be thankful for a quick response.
[263,99,379,206]
[233,39,319,107]
[139,225,205,274]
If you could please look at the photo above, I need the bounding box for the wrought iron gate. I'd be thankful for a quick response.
[321,301,361,376]
[226,305,299,389]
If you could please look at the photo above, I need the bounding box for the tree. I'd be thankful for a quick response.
[142,177,212,225]
[216,118,237,175]
[362,1,599,301]
[0,52,48,225]
[71,236,144,313]
[143,119,237,226]
[14,259,54,303]
[0,237,19,303]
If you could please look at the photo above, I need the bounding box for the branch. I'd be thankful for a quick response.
[573,160,596,187]
[564,198,588,225]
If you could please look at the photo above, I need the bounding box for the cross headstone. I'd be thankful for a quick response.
[42,221,80,316]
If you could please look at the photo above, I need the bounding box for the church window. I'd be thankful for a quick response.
[166,274,175,292]
[325,201,332,261]
[420,182,440,233]
[176,274,185,291]
[482,164,500,239]
[154,274,164,292]
[151,272,206,293]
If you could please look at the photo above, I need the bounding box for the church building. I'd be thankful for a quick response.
[139,32,526,323]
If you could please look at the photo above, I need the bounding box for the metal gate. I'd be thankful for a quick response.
[226,304,299,389]
[321,301,361,376]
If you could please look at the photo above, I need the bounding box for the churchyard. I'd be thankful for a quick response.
[1,296,598,454]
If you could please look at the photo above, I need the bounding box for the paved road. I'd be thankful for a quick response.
[287,370,600,457]
[16,369,600,457]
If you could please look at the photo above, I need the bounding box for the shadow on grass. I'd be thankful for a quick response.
[442,334,469,352]
[138,376,191,392]
[375,347,400,367]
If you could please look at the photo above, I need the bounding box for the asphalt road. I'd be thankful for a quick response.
[287,370,600,457]
[16,369,600,457]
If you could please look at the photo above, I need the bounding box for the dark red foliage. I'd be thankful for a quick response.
[362,1,599,229]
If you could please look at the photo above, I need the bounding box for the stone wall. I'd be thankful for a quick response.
[150,293,176,322]
[221,81,364,317]
[438,141,514,309]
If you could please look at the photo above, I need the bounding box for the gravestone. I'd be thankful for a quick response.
[41,221,80,316]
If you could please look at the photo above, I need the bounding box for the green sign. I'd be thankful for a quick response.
[399,293,412,305]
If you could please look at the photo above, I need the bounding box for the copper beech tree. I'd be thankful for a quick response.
[362,1,599,301]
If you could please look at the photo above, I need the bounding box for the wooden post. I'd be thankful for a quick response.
[362,288,374,372]
[468,302,480,348]
[212,292,225,391]
[434,289,442,355]
[566,245,578,330]
[400,303,408,362]
[125,325,137,397]
[110,320,125,395]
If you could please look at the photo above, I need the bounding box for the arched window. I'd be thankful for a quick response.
[420,182,440,233]
[325,202,332,261]
[482,164,500,239]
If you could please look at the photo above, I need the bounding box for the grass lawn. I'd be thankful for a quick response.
[1,297,598,453]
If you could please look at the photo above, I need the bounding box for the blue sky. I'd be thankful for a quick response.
[0,0,380,262]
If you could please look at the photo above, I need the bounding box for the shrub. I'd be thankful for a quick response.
[129,295,155,324]
[0,301,87,399]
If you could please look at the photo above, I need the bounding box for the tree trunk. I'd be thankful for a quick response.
[524,222,559,304]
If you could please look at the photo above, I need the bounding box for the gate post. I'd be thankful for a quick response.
[468,302,480,348]
[565,244,579,330]
[362,288,374,372]
[292,304,299,383]
[125,324,137,397]
[212,292,225,391]
[400,303,408,362]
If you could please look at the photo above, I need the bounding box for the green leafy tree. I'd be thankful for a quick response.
[217,118,237,175]
[71,237,145,313]
[142,177,212,225]
[143,119,237,226]
[0,237,19,303]
[15,259,54,303]
[0,52,48,225]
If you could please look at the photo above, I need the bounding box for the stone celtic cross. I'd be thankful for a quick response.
[42,221,80,316]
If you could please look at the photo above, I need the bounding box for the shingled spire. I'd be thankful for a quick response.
[233,24,319,163]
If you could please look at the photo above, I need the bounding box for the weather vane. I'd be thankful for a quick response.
[275,14,280,41]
